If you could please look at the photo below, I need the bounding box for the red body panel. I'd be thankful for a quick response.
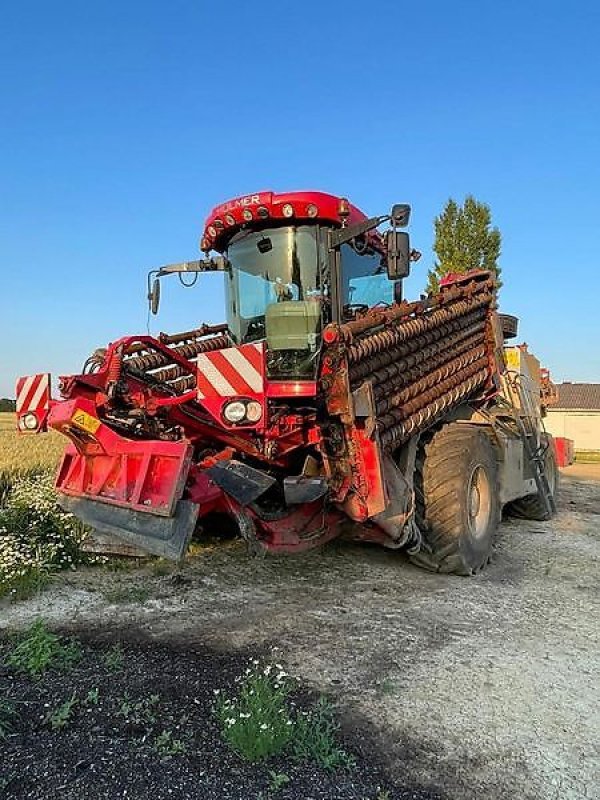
[553,437,574,467]
[51,398,192,516]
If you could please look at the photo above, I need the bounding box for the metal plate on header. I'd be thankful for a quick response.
[205,460,276,506]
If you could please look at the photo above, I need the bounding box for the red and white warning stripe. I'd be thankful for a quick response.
[196,343,264,399]
[16,373,51,432]
[16,373,51,414]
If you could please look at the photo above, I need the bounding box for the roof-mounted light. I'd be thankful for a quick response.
[338,197,350,220]
[306,203,318,218]
[282,203,294,218]
[200,236,211,252]
[225,214,236,226]
[213,218,224,229]
[207,225,217,238]
[242,208,253,221]
[257,206,269,219]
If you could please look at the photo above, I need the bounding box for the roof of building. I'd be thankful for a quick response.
[553,383,600,410]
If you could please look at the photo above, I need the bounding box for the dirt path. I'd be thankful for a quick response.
[2,467,599,800]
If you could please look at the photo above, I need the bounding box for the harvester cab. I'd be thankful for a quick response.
[16,189,559,574]
[148,192,416,385]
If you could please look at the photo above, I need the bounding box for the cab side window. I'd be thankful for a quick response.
[340,243,394,307]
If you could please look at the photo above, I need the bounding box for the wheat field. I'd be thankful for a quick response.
[0,413,65,473]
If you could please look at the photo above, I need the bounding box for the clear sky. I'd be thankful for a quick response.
[1,0,599,397]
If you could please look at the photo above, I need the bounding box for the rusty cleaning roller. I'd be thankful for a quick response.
[349,308,487,383]
[379,367,489,449]
[375,346,487,415]
[347,295,492,366]
[363,324,484,394]
[124,334,231,373]
[377,355,489,430]
[370,328,486,399]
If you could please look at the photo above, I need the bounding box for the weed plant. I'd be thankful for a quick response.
[6,619,81,678]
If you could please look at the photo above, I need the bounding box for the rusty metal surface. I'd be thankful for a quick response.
[320,273,500,487]
[123,334,231,374]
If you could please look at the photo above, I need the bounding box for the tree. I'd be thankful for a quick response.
[426,195,501,294]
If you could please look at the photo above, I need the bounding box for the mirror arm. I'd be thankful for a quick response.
[328,215,389,249]
[156,256,229,277]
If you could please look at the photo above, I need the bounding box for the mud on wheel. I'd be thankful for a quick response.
[411,423,500,576]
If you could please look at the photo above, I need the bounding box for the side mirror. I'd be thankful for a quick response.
[386,231,410,279]
[390,203,411,227]
[149,277,161,315]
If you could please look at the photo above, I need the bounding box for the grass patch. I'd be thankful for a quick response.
[6,619,81,678]
[103,644,124,672]
[84,687,100,706]
[0,695,17,739]
[46,692,78,730]
[0,413,65,473]
[150,559,173,577]
[574,450,600,463]
[216,661,294,762]
[5,566,53,601]
[117,693,160,727]
[154,729,188,757]
[292,697,355,771]
[215,660,353,770]
[104,586,151,605]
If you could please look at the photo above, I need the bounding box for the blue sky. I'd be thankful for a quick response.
[1,0,599,397]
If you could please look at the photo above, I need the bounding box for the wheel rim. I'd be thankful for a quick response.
[467,464,492,539]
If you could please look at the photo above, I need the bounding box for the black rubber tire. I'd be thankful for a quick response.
[508,436,559,521]
[410,424,500,576]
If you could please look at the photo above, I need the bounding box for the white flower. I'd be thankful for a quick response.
[260,723,268,731]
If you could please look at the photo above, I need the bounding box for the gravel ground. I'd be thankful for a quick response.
[1,464,598,800]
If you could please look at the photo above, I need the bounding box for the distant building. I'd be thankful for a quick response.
[545,383,600,452]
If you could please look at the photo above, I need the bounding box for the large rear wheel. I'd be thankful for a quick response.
[410,424,500,576]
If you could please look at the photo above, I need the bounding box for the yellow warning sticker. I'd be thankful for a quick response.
[71,409,101,435]
[504,348,521,369]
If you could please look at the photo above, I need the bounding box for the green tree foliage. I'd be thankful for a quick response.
[0,399,16,412]
[427,196,501,294]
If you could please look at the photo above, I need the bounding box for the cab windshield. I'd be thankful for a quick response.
[225,226,324,379]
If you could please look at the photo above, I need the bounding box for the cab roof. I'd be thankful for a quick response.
[201,190,369,253]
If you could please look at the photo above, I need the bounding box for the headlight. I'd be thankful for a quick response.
[223,401,247,423]
[245,401,262,423]
[21,412,38,431]
[222,399,263,425]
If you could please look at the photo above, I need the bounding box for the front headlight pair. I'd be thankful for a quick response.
[222,399,262,424]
